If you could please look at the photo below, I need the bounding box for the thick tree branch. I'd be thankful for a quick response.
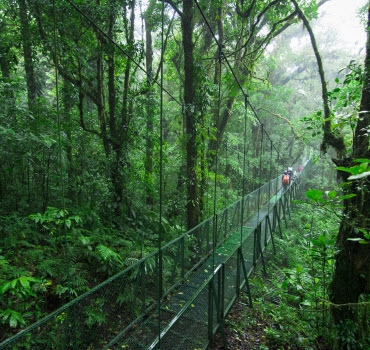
[291,0,345,155]
[163,0,183,18]
[236,0,257,18]
[259,107,301,139]
[228,0,280,59]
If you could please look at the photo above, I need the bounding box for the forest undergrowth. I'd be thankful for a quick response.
[211,196,370,350]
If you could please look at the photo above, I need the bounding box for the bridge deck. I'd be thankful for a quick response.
[122,191,286,349]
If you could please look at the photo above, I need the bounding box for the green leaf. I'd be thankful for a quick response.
[0,281,11,294]
[9,310,26,328]
[19,277,30,290]
[309,239,322,247]
[305,189,323,201]
[335,167,353,173]
[339,181,352,187]
[327,190,337,199]
[348,171,370,180]
[337,194,356,200]
[349,163,367,175]
[318,235,326,245]
[353,159,370,163]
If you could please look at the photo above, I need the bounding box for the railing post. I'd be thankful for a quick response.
[215,213,218,248]
[224,208,228,240]
[236,248,240,297]
[221,264,225,319]
[206,219,210,252]
[181,236,185,278]
[208,280,213,342]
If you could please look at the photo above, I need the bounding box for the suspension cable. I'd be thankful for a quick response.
[240,95,248,246]
[212,48,223,271]
[256,124,264,225]
[268,140,273,213]
[65,0,181,106]
[157,0,165,346]
[193,0,284,161]
[65,0,214,135]
[53,0,71,299]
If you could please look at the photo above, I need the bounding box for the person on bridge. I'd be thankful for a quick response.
[298,164,302,173]
[282,170,290,192]
[287,167,293,178]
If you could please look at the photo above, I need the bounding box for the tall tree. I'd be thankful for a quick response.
[292,0,370,346]
[18,0,37,111]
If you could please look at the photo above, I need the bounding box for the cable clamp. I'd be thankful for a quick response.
[218,44,225,61]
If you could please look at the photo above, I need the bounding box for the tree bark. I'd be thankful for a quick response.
[182,0,200,230]
[18,0,37,112]
[329,4,370,347]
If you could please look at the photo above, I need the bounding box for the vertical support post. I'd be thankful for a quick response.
[281,197,288,228]
[181,236,185,278]
[221,264,225,319]
[256,124,264,226]
[208,281,213,341]
[224,208,228,240]
[285,190,291,219]
[274,205,283,239]
[142,262,146,315]
[267,215,276,254]
[264,217,268,248]
[214,214,218,250]
[206,219,210,252]
[257,224,267,276]
[236,249,240,297]
[253,228,257,269]
[240,249,253,307]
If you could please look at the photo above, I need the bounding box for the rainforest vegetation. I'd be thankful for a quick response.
[0,0,369,349]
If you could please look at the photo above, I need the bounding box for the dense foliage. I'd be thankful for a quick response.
[0,0,368,348]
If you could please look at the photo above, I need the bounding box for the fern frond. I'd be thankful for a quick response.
[95,244,123,265]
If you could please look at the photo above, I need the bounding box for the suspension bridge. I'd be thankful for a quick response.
[0,158,312,350]
[0,0,318,349]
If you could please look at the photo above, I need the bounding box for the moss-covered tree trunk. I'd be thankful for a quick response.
[329,4,370,346]
[182,0,200,230]
[292,0,370,346]
[18,0,37,112]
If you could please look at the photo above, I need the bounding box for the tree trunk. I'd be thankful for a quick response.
[329,4,370,346]
[18,0,37,112]
[62,79,75,203]
[182,0,200,230]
